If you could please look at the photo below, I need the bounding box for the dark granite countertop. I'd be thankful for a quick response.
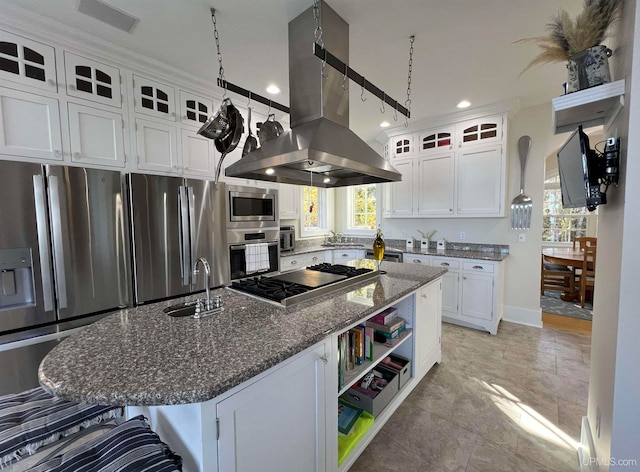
[39,261,446,407]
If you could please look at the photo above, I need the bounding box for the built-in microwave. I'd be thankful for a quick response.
[227,185,278,229]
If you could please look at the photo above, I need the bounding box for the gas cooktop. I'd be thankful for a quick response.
[229,264,378,307]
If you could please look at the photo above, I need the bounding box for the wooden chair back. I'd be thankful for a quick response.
[573,237,597,250]
[579,246,597,307]
[541,255,573,295]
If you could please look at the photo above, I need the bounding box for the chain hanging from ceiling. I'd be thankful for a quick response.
[209,8,289,113]
[404,35,414,127]
[309,0,413,120]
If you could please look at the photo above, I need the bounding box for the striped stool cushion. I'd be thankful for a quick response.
[26,416,182,472]
[0,387,122,468]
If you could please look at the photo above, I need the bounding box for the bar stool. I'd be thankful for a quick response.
[0,387,122,468]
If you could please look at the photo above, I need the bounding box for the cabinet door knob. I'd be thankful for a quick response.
[413,259,422,263]
[441,262,449,266]
[54,150,62,158]
[74,152,81,159]
[291,260,297,265]
[472,265,483,270]
[319,355,328,364]
[342,253,348,257]
[47,79,56,86]
[312,256,318,261]
[69,84,76,90]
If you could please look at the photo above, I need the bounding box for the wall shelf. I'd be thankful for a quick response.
[552,79,626,134]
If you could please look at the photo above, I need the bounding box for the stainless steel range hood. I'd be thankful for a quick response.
[225,1,401,188]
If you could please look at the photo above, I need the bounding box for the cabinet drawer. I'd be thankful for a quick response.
[431,258,459,270]
[462,261,495,273]
[280,256,305,272]
[333,249,364,261]
[404,254,430,265]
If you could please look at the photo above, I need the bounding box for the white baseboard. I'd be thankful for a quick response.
[502,305,542,328]
[579,416,600,472]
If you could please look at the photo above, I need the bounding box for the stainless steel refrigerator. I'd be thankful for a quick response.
[0,161,132,334]
[0,161,132,394]
[128,174,228,304]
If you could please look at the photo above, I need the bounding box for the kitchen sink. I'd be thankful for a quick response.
[163,302,198,317]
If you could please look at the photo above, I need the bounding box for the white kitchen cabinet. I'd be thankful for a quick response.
[68,102,125,167]
[280,251,331,272]
[332,249,365,263]
[431,257,460,314]
[135,118,178,172]
[457,115,503,148]
[415,280,442,377]
[181,129,214,177]
[403,254,503,334]
[417,126,454,155]
[403,253,430,265]
[217,341,328,472]
[384,158,414,217]
[416,153,455,216]
[179,90,212,128]
[0,87,62,161]
[385,113,506,218]
[0,29,57,93]
[64,52,122,108]
[390,133,415,159]
[132,75,176,121]
[279,183,300,219]
[456,145,503,215]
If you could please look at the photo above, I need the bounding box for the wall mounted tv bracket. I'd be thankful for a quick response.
[602,137,620,186]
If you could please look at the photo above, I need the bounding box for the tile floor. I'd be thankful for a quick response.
[351,321,591,472]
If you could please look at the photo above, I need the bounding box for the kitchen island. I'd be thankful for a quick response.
[39,261,446,471]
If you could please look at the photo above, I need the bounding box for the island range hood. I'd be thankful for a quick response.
[225,1,401,188]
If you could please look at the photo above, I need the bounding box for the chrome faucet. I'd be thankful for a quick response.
[193,257,212,310]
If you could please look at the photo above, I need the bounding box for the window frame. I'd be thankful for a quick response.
[300,186,328,237]
[345,184,379,237]
[542,176,598,246]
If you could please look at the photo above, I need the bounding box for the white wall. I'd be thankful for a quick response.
[586,0,640,468]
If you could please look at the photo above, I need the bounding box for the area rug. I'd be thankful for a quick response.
[541,290,593,321]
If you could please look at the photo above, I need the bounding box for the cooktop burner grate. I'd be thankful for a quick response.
[306,263,373,278]
[229,263,379,306]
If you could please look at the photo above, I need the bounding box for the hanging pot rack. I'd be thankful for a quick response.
[216,78,290,114]
[312,43,411,119]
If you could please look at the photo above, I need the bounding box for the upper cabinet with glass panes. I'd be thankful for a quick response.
[133,74,176,121]
[418,126,455,155]
[179,90,212,128]
[0,30,57,93]
[390,133,415,159]
[456,115,503,148]
[64,52,122,108]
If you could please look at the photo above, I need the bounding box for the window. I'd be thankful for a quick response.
[301,186,327,233]
[348,184,377,230]
[542,176,597,243]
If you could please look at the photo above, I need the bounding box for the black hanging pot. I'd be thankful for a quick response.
[213,98,244,183]
[259,114,284,146]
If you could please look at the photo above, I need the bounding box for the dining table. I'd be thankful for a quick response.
[542,247,585,301]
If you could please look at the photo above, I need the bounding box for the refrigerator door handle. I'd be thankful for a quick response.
[48,175,68,309]
[178,186,191,286]
[33,174,55,312]
[187,186,196,285]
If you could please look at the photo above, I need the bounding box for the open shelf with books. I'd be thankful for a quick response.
[338,329,412,397]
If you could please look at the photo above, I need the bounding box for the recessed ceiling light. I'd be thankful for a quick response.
[380,121,391,128]
[457,100,471,109]
[266,84,280,95]
[323,177,331,183]
[265,168,275,175]
[77,0,139,33]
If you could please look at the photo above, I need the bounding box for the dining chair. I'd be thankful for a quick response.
[573,237,597,250]
[541,255,573,295]
[579,245,596,307]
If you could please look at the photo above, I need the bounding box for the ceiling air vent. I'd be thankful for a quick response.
[77,0,139,33]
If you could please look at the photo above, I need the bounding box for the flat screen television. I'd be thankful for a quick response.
[556,125,605,212]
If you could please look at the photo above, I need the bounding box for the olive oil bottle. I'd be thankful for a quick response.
[373,226,385,271]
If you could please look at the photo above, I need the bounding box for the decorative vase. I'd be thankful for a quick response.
[566,45,613,93]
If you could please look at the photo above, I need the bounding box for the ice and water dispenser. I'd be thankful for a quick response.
[0,248,35,310]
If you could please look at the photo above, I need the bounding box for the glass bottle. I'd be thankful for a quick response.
[373,226,385,271]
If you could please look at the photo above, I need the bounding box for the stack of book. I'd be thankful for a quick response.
[365,307,407,346]
[337,324,374,390]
